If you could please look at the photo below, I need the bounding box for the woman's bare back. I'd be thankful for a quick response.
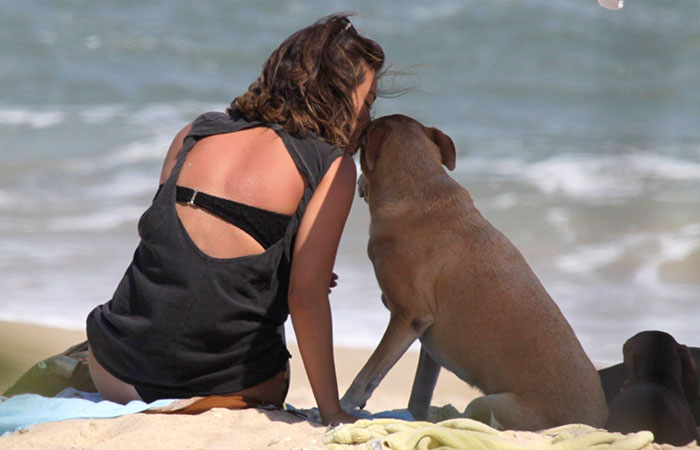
[160,125,306,259]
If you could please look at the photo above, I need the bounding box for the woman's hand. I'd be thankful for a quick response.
[322,408,358,426]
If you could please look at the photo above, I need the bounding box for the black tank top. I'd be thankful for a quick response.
[86,111,344,401]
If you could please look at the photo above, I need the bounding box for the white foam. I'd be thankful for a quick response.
[453,154,524,178]
[58,134,171,176]
[0,100,212,133]
[0,239,88,263]
[47,206,144,232]
[0,190,13,207]
[558,243,625,275]
[0,108,66,128]
[106,136,173,165]
[85,35,103,50]
[631,152,700,181]
[545,207,576,242]
[489,192,518,210]
[635,226,700,287]
[523,154,642,201]
[556,233,652,275]
[556,225,700,290]
[80,104,127,124]
[84,170,158,200]
[455,151,700,202]
[127,103,196,126]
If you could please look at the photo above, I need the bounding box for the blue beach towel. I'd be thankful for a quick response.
[0,389,175,435]
[283,403,414,423]
[0,389,413,437]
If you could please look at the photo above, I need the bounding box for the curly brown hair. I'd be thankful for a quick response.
[229,13,385,149]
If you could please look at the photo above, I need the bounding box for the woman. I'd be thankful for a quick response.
[85,14,382,425]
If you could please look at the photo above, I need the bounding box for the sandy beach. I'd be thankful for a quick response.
[2,321,698,449]
[0,320,482,449]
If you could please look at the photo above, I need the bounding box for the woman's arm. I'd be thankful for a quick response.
[288,153,358,425]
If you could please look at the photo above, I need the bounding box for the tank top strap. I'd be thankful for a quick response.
[278,132,344,190]
[157,133,196,197]
[159,111,264,193]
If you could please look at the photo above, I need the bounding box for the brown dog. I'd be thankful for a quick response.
[606,331,700,446]
[340,114,608,430]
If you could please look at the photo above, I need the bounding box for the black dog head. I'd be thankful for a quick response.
[623,330,700,419]
[623,331,684,386]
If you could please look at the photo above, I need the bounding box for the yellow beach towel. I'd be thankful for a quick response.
[320,417,682,450]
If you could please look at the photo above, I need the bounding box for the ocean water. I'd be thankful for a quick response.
[1,0,698,366]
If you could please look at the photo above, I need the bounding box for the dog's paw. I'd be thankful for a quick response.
[339,397,356,413]
[340,394,366,413]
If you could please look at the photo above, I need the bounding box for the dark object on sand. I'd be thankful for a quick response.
[599,346,700,407]
[3,340,96,397]
[601,331,700,446]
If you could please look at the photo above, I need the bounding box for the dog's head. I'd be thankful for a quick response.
[360,114,455,173]
[622,331,690,389]
[358,114,456,202]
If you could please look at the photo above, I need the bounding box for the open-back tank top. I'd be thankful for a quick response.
[86,111,344,401]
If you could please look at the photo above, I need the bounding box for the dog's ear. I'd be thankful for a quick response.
[425,127,456,171]
[622,340,637,383]
[678,345,700,405]
[363,126,387,172]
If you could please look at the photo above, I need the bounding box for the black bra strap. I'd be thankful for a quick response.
[175,186,291,249]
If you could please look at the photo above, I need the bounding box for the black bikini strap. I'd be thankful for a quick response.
[175,186,291,249]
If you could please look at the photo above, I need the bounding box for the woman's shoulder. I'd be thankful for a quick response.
[185,110,264,139]
[285,134,345,185]
[293,134,342,156]
[191,110,237,129]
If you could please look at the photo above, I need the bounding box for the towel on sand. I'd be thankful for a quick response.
[0,391,175,435]
[321,418,665,450]
[0,388,411,437]
[0,388,278,434]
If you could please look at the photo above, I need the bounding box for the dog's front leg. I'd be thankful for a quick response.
[408,346,441,420]
[341,312,433,412]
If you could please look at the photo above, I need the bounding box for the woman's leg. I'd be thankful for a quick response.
[87,345,143,404]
